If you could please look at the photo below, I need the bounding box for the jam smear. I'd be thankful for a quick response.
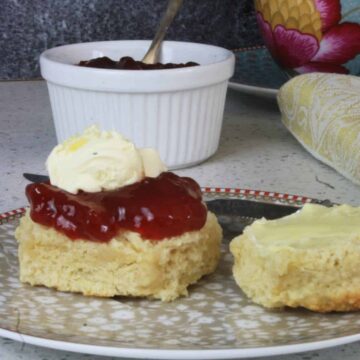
[78,56,199,70]
[26,172,207,242]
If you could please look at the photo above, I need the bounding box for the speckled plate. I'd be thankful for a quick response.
[0,188,360,359]
[229,46,288,98]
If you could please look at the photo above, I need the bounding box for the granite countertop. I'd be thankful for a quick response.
[0,80,359,360]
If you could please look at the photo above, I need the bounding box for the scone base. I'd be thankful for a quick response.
[230,233,360,312]
[16,211,222,302]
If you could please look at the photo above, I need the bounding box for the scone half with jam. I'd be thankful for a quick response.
[230,204,360,312]
[15,126,222,301]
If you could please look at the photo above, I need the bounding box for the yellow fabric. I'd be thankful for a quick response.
[278,73,360,185]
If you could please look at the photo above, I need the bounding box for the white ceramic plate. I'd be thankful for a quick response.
[1,188,360,359]
[229,46,288,98]
[228,81,278,98]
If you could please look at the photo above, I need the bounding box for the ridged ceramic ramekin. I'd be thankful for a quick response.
[40,40,235,169]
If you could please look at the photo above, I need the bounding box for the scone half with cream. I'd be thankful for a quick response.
[230,204,360,312]
[15,126,222,301]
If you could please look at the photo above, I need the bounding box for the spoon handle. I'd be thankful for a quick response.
[142,0,183,64]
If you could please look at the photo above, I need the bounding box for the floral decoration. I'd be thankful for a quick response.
[255,0,360,74]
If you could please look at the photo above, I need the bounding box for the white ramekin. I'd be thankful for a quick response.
[40,40,235,169]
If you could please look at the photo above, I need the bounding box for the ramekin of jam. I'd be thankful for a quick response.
[40,40,235,169]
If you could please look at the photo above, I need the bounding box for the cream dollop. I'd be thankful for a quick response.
[46,125,167,194]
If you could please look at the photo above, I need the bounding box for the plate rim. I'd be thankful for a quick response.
[1,186,355,360]
[228,81,278,97]
[1,327,360,359]
[230,45,283,97]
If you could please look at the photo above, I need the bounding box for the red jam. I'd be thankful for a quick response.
[26,172,207,242]
[78,56,199,70]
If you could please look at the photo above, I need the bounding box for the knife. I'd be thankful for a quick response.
[23,173,49,183]
[206,198,332,238]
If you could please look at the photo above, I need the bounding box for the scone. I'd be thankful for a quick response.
[15,126,222,301]
[16,210,221,301]
[230,204,360,312]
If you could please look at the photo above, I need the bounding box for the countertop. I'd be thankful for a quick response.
[0,80,359,360]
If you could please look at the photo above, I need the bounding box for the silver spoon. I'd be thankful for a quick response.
[142,0,183,64]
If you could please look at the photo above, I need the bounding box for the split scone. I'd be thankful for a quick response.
[15,126,222,301]
[16,210,221,301]
[230,204,360,312]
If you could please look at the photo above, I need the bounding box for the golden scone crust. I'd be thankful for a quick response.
[16,211,222,301]
[230,231,360,312]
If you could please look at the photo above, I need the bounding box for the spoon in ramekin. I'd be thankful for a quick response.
[142,0,183,64]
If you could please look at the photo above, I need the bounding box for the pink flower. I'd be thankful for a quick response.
[255,0,360,74]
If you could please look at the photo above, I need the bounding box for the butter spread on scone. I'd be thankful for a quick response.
[230,204,360,312]
[16,126,222,301]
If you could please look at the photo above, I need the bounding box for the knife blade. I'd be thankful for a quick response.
[206,198,301,220]
[206,199,302,238]
[23,173,49,183]
[205,198,333,237]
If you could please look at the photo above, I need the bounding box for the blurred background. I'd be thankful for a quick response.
[1,0,261,80]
